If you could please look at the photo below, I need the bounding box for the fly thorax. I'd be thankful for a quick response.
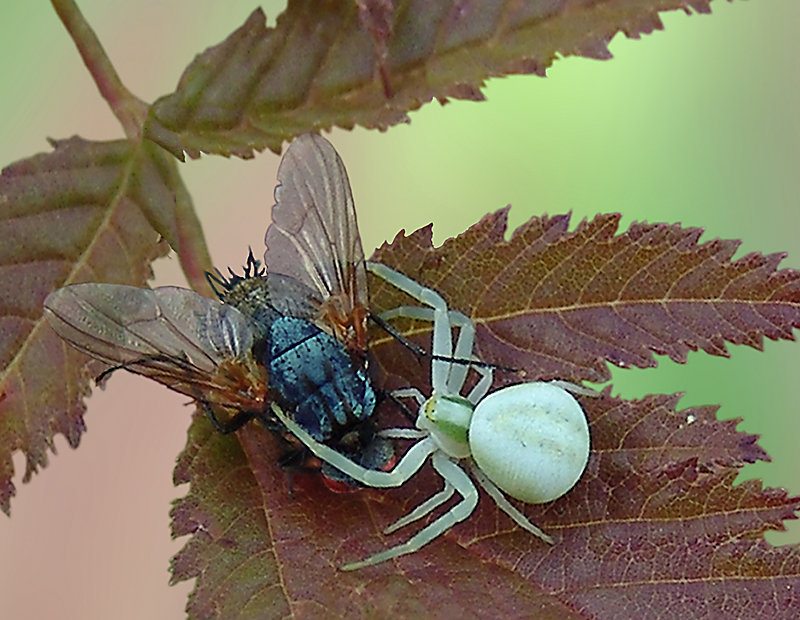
[223,277,279,339]
[421,393,473,458]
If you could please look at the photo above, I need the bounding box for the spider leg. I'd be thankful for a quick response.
[443,310,474,395]
[381,305,482,400]
[367,262,448,312]
[402,307,490,405]
[548,380,601,398]
[469,462,554,544]
[379,428,428,440]
[340,452,478,571]
[466,364,493,406]
[271,402,435,488]
[377,305,434,323]
[379,305,513,373]
[387,387,425,425]
[367,262,452,393]
[369,262,497,401]
[383,479,455,535]
[391,387,426,406]
[384,390,418,423]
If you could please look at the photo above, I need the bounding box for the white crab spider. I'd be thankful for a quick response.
[271,262,591,570]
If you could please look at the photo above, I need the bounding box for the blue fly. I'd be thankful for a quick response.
[43,134,393,486]
[208,134,391,485]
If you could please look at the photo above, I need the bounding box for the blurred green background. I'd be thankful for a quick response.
[1,2,797,618]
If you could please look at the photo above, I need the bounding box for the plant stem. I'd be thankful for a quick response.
[51,0,216,294]
[172,165,215,297]
[51,0,147,140]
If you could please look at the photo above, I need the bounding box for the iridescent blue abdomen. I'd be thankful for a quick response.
[268,317,376,441]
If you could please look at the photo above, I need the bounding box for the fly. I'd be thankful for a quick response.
[209,134,392,486]
[43,134,392,486]
[43,282,269,434]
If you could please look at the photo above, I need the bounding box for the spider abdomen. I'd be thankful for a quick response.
[469,382,590,505]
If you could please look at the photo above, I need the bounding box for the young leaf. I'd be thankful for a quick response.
[0,137,179,514]
[145,0,718,159]
[170,214,800,618]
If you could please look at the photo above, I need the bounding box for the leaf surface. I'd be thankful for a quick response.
[145,0,719,159]
[0,137,176,514]
[171,415,287,620]
[171,213,800,618]
[370,211,800,384]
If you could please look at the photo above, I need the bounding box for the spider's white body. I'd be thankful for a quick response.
[272,262,591,570]
[470,382,590,504]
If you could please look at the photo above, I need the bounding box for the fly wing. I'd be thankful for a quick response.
[263,272,323,319]
[43,284,266,411]
[264,133,368,317]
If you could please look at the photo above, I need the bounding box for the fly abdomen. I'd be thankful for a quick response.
[269,317,376,441]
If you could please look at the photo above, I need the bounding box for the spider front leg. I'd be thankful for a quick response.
[380,305,481,398]
[368,262,451,392]
[270,402,435,488]
[368,261,480,396]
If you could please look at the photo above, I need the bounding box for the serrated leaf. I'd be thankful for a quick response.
[0,137,178,514]
[174,387,800,616]
[174,412,584,619]
[170,212,800,618]
[145,0,719,159]
[369,211,800,385]
[171,414,288,620]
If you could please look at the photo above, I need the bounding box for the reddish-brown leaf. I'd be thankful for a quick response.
[369,211,800,385]
[173,390,799,617]
[170,415,288,620]
[0,137,175,514]
[173,414,584,619]
[170,213,800,618]
[145,0,719,159]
